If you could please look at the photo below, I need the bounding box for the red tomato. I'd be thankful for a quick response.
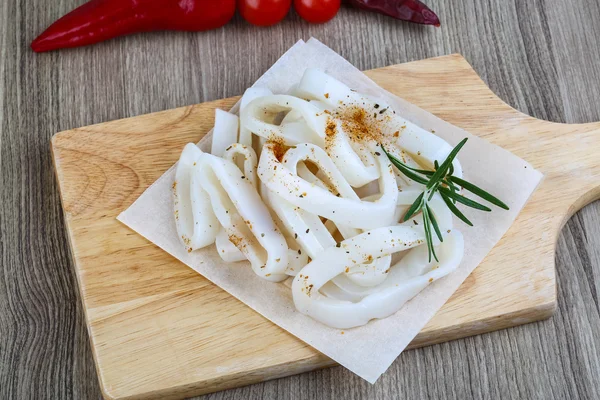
[239,0,292,26]
[294,0,341,24]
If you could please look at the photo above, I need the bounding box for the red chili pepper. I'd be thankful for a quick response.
[31,0,236,53]
[348,0,440,26]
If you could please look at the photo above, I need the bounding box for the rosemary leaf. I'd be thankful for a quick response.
[427,138,468,189]
[439,187,492,211]
[443,179,459,204]
[440,192,473,226]
[382,146,429,185]
[404,192,424,221]
[450,183,457,204]
[405,167,434,176]
[426,204,444,242]
[382,149,433,175]
[448,176,510,210]
[443,178,458,191]
[422,208,439,262]
[428,186,437,201]
[394,162,429,185]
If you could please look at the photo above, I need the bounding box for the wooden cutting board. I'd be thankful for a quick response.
[51,54,600,400]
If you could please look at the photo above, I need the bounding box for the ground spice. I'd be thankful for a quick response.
[268,136,288,162]
[229,234,244,249]
[336,104,388,146]
[325,119,337,137]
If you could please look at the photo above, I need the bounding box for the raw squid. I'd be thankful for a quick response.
[176,143,288,282]
[293,230,464,329]
[174,144,219,250]
[296,68,463,178]
[258,142,398,230]
[173,68,466,329]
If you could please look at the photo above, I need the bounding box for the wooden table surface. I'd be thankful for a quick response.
[1,1,599,399]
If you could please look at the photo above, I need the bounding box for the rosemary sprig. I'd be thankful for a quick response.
[381,138,509,262]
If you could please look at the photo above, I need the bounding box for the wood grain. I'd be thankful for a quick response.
[2,1,600,399]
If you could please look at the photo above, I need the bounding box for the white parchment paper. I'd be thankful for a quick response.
[118,39,543,383]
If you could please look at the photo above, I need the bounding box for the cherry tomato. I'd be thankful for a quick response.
[239,0,292,26]
[294,0,341,24]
